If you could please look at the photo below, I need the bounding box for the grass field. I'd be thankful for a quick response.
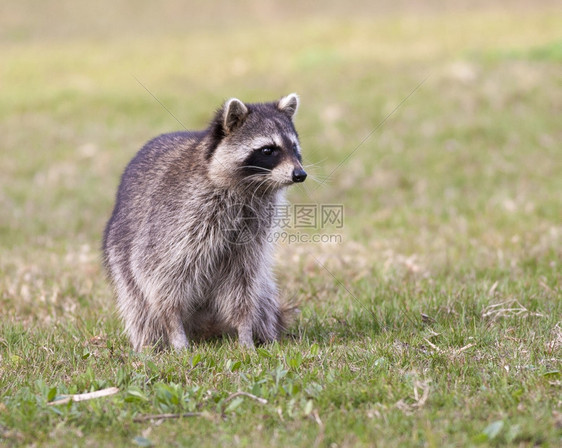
[1,1,561,446]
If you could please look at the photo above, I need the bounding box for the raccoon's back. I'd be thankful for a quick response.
[102,131,204,264]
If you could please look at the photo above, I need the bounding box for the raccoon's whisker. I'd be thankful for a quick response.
[235,165,273,173]
[304,175,323,185]
[237,174,268,200]
[237,169,270,183]
[303,160,326,169]
[238,175,269,196]
[296,180,312,197]
[301,166,327,179]
[299,165,329,181]
[307,173,330,183]
[233,174,268,196]
[264,183,282,204]
[301,167,328,184]
[231,167,272,192]
[239,173,267,186]
[259,177,278,199]
[250,177,272,204]
[301,164,322,173]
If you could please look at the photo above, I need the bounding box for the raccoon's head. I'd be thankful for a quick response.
[207,93,306,192]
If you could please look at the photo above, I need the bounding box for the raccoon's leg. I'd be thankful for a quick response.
[253,281,283,343]
[212,277,256,349]
[234,295,258,349]
[231,267,282,348]
[164,311,189,350]
[116,286,150,351]
[237,321,254,348]
[110,259,162,351]
[253,302,282,343]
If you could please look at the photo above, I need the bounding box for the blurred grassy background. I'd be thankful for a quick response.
[0,1,561,446]
[1,0,559,320]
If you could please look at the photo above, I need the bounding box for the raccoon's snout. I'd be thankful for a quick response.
[292,168,307,183]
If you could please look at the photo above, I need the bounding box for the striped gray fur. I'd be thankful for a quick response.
[102,94,305,350]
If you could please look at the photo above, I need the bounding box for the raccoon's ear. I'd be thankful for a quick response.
[223,98,249,133]
[277,93,299,119]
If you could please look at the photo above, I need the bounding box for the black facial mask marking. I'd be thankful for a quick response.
[241,146,283,176]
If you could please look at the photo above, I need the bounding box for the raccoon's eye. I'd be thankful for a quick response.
[261,147,275,156]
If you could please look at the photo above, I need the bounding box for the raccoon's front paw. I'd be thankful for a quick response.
[237,323,255,350]
[238,338,255,350]
[169,332,190,351]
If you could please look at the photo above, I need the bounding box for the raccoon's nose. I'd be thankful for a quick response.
[292,168,307,183]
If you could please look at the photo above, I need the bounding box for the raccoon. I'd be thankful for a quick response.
[102,93,306,350]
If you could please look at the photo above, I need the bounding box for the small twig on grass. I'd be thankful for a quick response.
[48,387,119,406]
[396,379,431,414]
[133,412,204,422]
[311,410,325,448]
[217,391,268,417]
[412,380,430,408]
[423,338,441,353]
[538,279,554,295]
[312,410,323,427]
[488,281,499,296]
[482,299,544,320]
[223,391,268,405]
[455,343,476,355]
